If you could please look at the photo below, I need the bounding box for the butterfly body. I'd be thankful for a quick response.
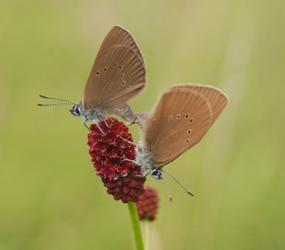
[70,101,109,126]
[136,142,155,176]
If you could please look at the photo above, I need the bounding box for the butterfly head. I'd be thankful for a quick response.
[70,104,82,117]
[150,169,163,180]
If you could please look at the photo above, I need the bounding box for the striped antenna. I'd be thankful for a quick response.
[162,169,194,197]
[159,171,173,202]
[38,95,76,106]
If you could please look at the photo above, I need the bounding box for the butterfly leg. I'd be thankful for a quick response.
[83,118,91,131]
[83,118,105,134]
[118,136,137,145]
[121,158,145,178]
[96,123,106,134]
[104,120,111,128]
[121,159,148,178]
[133,171,150,178]
[133,168,151,178]
[121,158,137,164]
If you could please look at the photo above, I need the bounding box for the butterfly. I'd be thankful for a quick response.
[134,84,228,199]
[38,26,147,131]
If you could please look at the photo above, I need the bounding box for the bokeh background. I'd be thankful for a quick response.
[1,0,285,249]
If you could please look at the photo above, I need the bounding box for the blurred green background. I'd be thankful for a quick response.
[1,0,285,249]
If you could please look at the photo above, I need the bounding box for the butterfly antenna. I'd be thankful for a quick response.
[38,95,76,106]
[160,171,173,202]
[162,170,194,197]
[38,103,74,106]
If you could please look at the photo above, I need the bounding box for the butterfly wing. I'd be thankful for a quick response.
[95,26,144,63]
[170,84,228,125]
[82,46,146,110]
[143,88,213,168]
[82,26,146,111]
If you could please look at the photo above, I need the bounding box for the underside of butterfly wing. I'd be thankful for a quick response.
[95,26,144,63]
[82,46,146,112]
[143,88,213,168]
[170,84,228,125]
[81,26,147,121]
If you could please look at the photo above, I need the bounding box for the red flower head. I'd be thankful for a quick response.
[87,117,146,203]
[136,186,159,221]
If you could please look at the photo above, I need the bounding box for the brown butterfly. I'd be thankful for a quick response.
[135,84,228,198]
[38,26,147,130]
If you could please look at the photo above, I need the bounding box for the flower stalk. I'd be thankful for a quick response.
[128,201,144,250]
[87,119,161,250]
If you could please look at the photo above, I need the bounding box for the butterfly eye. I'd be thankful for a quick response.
[185,114,189,118]
[153,169,159,175]
[185,139,190,143]
[114,62,117,66]
[190,118,194,123]
[151,169,162,179]
[169,115,173,120]
[176,114,181,119]
[187,129,192,134]
[70,105,81,117]
[121,81,126,85]
[120,74,124,77]
[104,67,108,72]
[119,65,122,69]
[96,71,100,76]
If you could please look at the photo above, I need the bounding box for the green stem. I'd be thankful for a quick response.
[128,202,144,250]
[144,219,150,250]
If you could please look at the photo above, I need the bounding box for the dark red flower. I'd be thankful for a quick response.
[87,117,146,203]
[136,186,159,221]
